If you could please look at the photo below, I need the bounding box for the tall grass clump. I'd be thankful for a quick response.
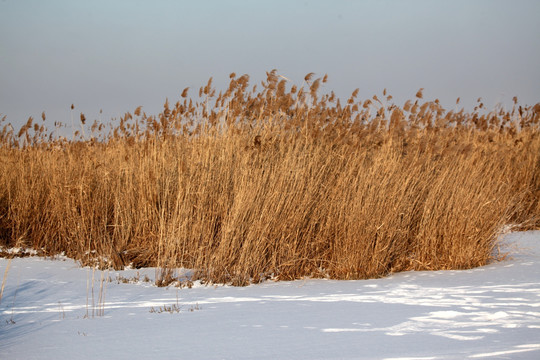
[1,71,539,285]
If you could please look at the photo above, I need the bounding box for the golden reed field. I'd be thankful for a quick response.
[1,71,539,285]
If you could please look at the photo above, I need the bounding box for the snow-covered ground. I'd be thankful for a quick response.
[1,231,539,360]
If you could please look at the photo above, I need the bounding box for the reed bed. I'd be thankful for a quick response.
[1,71,539,285]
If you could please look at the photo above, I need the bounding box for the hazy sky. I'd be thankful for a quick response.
[1,0,539,130]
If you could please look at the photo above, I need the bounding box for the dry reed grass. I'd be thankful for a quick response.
[0,71,539,285]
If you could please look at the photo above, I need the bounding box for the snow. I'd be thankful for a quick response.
[1,231,539,359]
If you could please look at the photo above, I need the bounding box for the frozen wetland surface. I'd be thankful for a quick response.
[1,231,539,359]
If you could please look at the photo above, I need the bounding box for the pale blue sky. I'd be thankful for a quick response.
[1,0,539,129]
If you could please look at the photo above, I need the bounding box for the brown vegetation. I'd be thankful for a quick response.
[0,71,539,285]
